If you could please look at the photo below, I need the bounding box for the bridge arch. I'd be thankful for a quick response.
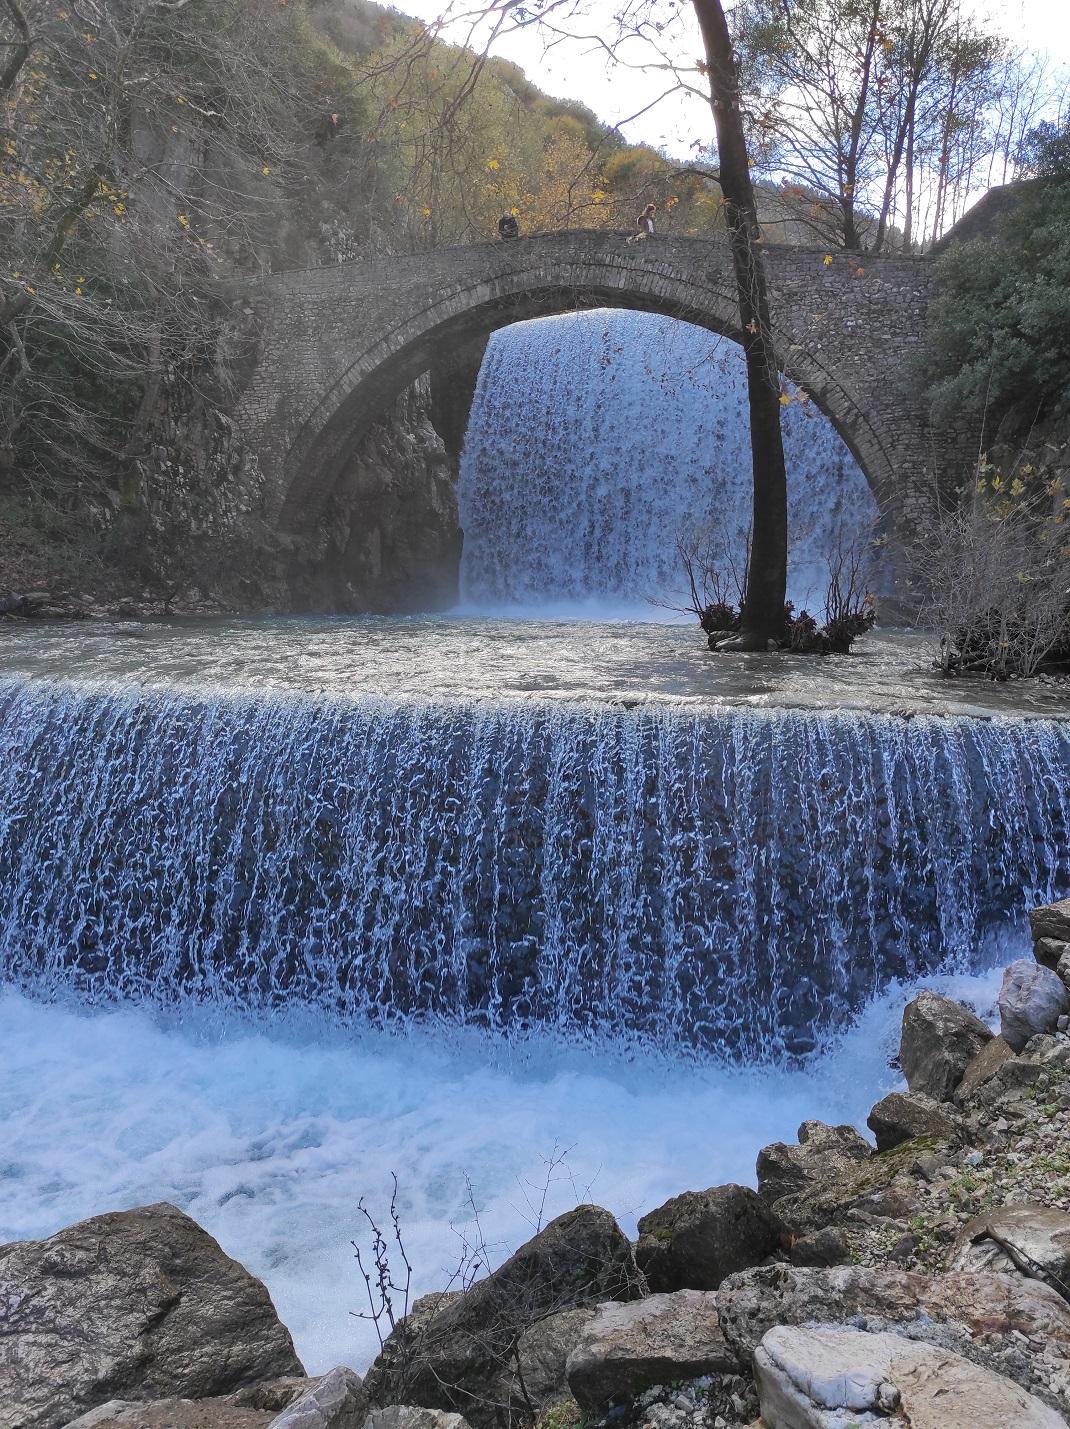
[268,236,901,536]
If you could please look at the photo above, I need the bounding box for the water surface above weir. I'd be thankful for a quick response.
[0,614,1065,718]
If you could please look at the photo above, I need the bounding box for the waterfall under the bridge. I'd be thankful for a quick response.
[458,309,880,615]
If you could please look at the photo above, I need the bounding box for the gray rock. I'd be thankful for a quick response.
[955,1035,1015,1102]
[363,1206,644,1428]
[1031,899,1070,946]
[1060,948,1070,994]
[753,1325,1065,1428]
[899,989,992,1101]
[1036,937,1070,972]
[0,1202,304,1429]
[716,1262,1070,1372]
[364,1411,469,1429]
[999,960,1070,1052]
[951,1203,1070,1299]
[635,1184,782,1292]
[756,1122,871,1204]
[565,1291,738,1411]
[268,1368,367,1429]
[866,1090,960,1151]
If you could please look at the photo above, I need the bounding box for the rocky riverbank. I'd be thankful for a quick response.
[4,899,1070,1429]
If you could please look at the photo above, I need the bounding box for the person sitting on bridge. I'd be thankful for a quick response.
[627,203,657,243]
[498,213,520,240]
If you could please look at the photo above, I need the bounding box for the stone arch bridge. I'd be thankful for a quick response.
[232,231,955,602]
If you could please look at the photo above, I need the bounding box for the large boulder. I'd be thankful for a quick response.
[756,1122,871,1205]
[753,1325,1065,1428]
[0,1202,304,1429]
[635,1184,782,1292]
[362,1206,644,1428]
[564,1291,738,1411]
[899,990,992,1101]
[866,1091,961,1152]
[998,960,1070,1052]
[1031,899,1070,946]
[951,1204,1070,1298]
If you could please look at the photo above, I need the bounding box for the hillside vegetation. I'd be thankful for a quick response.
[0,0,721,607]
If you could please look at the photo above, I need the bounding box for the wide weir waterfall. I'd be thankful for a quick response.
[1,676,1068,1057]
[459,310,880,613]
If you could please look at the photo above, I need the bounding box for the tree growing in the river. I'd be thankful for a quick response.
[691,0,788,645]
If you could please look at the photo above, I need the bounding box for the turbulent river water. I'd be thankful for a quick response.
[2,311,1068,1377]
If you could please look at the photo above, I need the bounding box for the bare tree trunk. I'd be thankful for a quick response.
[692,0,787,646]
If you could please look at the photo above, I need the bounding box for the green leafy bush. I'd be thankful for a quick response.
[922,123,1070,437]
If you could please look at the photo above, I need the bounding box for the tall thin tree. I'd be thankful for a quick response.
[693,0,788,645]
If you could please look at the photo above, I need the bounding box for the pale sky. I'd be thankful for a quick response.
[395,0,1069,156]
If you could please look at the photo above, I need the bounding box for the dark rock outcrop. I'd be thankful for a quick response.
[1031,900,1070,947]
[899,989,992,1101]
[0,1202,304,1429]
[866,1090,961,1151]
[756,1121,871,1205]
[955,1034,1016,1102]
[635,1184,781,1292]
[362,1206,644,1428]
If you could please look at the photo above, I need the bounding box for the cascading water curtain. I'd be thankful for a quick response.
[1,677,1067,1058]
[458,309,881,613]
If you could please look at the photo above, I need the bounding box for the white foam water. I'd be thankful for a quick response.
[459,310,881,614]
[0,966,1001,1376]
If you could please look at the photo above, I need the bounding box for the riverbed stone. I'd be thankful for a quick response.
[999,960,1070,1051]
[866,1090,961,1151]
[899,990,992,1101]
[0,1202,304,1429]
[267,1368,367,1428]
[364,1410,470,1429]
[564,1291,738,1411]
[362,1206,644,1427]
[951,1203,1070,1297]
[1031,899,1070,946]
[635,1184,782,1291]
[752,1325,1065,1428]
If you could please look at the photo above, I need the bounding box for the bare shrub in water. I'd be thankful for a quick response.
[673,518,878,653]
[908,460,1070,679]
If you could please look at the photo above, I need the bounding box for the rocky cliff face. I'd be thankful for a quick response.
[287,378,463,614]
